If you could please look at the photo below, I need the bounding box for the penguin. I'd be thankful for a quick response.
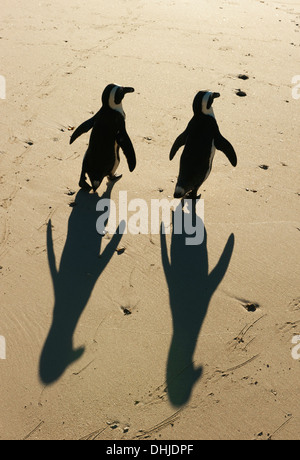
[170,90,237,199]
[70,84,136,193]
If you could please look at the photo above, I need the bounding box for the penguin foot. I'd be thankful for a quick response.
[79,179,92,192]
[174,186,186,199]
[186,191,201,200]
[108,173,123,182]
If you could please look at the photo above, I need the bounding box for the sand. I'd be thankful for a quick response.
[1,0,300,441]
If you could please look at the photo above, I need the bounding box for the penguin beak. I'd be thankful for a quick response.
[212,92,220,100]
[114,87,135,104]
[123,87,135,95]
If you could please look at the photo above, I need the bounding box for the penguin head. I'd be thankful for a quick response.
[193,91,220,117]
[102,84,134,118]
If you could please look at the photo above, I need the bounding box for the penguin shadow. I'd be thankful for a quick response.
[160,202,235,407]
[39,181,124,385]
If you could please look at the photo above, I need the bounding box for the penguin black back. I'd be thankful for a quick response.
[170,90,237,199]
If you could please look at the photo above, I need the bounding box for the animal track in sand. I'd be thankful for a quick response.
[288,298,300,312]
[135,381,168,408]
[277,299,300,337]
[278,320,300,337]
[228,314,266,351]
[134,409,182,440]
[0,186,19,209]
[0,219,10,257]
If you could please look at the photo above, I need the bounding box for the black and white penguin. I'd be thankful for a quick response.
[170,91,237,199]
[70,84,136,193]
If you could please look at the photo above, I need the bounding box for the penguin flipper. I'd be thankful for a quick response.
[214,132,237,167]
[117,130,136,172]
[170,130,188,160]
[69,115,97,144]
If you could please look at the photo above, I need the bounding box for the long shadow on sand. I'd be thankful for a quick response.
[39,182,123,385]
[160,201,235,407]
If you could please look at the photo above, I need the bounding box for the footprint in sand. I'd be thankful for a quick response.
[288,298,300,312]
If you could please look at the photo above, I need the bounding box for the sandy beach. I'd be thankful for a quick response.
[1,0,300,440]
